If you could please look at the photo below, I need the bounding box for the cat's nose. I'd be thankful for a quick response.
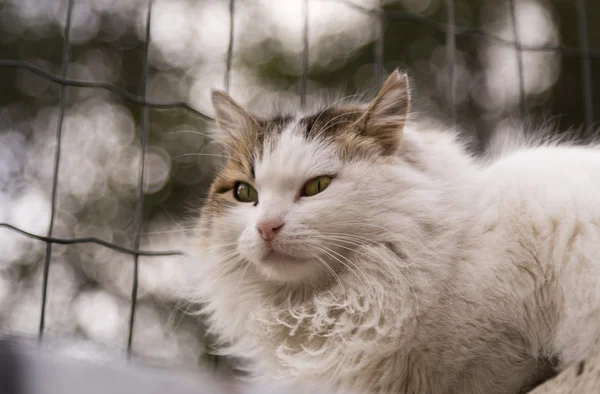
[256,219,284,242]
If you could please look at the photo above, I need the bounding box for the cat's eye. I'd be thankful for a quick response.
[233,182,258,203]
[302,176,332,197]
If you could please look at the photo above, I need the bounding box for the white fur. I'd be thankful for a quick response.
[186,120,600,394]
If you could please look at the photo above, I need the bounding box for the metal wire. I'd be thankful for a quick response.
[445,0,456,125]
[38,0,74,341]
[0,61,213,121]
[374,0,384,88]
[127,0,153,357]
[1,4,598,121]
[576,0,595,131]
[321,0,600,57]
[0,0,595,365]
[300,0,309,109]
[508,0,526,119]
[0,223,182,257]
[225,0,236,93]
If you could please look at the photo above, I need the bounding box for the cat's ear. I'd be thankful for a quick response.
[359,69,410,154]
[211,90,258,147]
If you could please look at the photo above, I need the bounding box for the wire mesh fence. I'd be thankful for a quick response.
[0,0,598,366]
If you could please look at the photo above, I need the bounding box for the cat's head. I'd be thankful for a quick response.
[196,70,412,284]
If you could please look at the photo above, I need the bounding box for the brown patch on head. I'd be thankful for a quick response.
[298,70,410,162]
[205,93,294,219]
[298,107,384,162]
[210,115,293,193]
[203,70,410,219]
[210,90,293,186]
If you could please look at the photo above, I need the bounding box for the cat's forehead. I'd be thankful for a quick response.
[255,120,341,188]
[255,107,364,168]
[210,106,382,193]
[244,107,361,162]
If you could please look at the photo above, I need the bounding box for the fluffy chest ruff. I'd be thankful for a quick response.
[194,243,431,393]
[193,235,553,394]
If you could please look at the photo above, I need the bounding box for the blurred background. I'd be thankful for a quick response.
[0,0,598,376]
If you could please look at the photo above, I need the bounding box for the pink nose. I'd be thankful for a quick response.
[256,219,284,242]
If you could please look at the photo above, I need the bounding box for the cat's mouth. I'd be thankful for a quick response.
[254,248,323,283]
[261,250,306,265]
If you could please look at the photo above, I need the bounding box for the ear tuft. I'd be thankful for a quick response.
[211,90,258,148]
[360,69,410,154]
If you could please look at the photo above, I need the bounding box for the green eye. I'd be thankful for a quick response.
[233,182,258,203]
[302,176,332,197]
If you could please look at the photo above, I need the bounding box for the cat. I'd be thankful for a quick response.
[186,69,600,394]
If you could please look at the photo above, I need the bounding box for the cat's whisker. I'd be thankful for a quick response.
[141,228,194,235]
[307,250,346,294]
[174,299,202,318]
[311,233,373,243]
[319,240,414,310]
[308,233,419,309]
[313,109,364,133]
[312,244,374,295]
[319,241,387,312]
[213,249,244,262]
[314,234,404,260]
[319,222,409,243]
[161,204,187,231]
[180,240,241,253]
[165,300,199,333]
[310,233,377,247]
[234,260,253,292]
[205,254,247,289]
[196,243,242,253]
[193,246,242,263]
[310,93,364,120]
[307,93,364,131]
[140,228,246,242]
[314,110,367,139]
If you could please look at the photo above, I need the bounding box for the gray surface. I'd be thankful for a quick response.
[10,339,235,394]
[4,338,343,394]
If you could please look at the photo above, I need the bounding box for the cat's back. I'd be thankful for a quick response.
[481,144,600,212]
[473,142,600,371]
[473,142,600,292]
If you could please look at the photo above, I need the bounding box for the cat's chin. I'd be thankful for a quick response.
[254,251,321,283]
[262,250,306,265]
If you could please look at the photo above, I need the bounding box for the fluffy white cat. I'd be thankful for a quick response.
[186,70,600,393]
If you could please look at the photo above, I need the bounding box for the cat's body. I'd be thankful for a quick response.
[187,71,600,393]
